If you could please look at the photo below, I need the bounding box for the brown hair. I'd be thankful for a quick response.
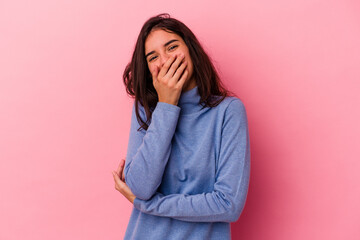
[123,13,236,131]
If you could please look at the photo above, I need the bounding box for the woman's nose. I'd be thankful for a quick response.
[160,54,171,67]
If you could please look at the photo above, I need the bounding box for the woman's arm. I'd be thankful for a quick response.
[124,101,181,200]
[132,99,251,222]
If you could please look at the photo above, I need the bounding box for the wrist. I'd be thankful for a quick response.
[158,99,178,106]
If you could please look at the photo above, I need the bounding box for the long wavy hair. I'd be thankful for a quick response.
[123,13,235,131]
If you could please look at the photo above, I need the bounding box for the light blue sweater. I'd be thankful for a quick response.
[123,85,250,240]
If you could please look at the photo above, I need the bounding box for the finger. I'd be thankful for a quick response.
[116,159,125,176]
[121,165,126,182]
[112,171,119,181]
[151,65,159,85]
[112,171,129,195]
[171,60,188,84]
[112,171,119,188]
[158,55,177,79]
[165,54,184,79]
[120,158,126,181]
[175,69,189,89]
[112,171,124,186]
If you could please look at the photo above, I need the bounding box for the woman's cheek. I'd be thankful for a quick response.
[148,64,156,73]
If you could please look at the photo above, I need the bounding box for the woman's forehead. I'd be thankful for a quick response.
[145,29,182,47]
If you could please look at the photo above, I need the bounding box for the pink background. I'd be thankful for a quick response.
[1,0,359,239]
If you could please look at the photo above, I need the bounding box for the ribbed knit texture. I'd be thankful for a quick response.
[123,86,250,240]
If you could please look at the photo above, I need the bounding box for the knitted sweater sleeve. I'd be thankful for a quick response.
[124,101,181,200]
[133,99,251,222]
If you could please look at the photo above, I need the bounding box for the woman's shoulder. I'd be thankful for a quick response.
[131,101,145,117]
[131,101,149,125]
[213,95,247,114]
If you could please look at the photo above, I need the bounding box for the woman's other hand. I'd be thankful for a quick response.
[151,53,188,106]
[120,158,125,181]
[112,159,135,204]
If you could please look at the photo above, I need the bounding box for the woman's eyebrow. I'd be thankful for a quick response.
[145,39,179,58]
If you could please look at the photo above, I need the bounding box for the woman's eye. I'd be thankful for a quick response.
[149,56,157,62]
[148,45,178,62]
[169,45,178,51]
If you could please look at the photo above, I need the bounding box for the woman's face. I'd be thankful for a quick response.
[144,28,195,90]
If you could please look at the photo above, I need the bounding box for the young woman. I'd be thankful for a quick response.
[112,13,251,240]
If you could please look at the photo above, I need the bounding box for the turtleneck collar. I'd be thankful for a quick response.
[178,85,203,115]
